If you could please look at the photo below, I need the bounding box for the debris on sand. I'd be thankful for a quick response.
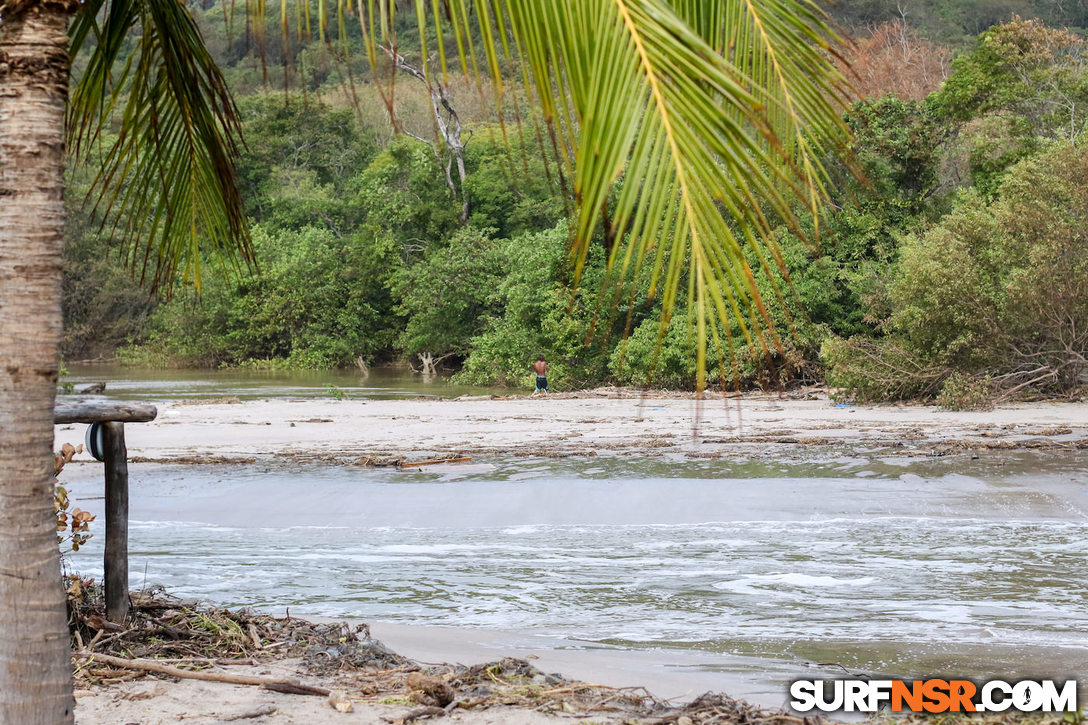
[397,456,472,469]
[346,454,472,468]
[67,585,821,724]
[176,396,243,406]
[128,455,257,464]
[69,584,408,684]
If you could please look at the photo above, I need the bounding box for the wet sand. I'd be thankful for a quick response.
[366,621,814,706]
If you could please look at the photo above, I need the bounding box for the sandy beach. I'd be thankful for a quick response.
[56,389,1088,464]
[71,627,813,725]
[72,660,599,725]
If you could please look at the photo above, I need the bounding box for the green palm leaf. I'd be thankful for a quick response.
[270,0,853,390]
[69,0,252,292]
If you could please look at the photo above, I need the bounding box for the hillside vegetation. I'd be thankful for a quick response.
[63,7,1088,405]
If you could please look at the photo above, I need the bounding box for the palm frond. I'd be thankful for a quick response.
[69,0,252,292]
[271,0,853,390]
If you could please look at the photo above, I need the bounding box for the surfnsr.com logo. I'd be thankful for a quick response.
[790,679,1078,713]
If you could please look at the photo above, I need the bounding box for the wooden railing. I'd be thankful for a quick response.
[55,402,157,623]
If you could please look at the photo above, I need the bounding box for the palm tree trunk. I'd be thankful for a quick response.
[0,3,79,723]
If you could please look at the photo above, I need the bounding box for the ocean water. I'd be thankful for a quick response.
[64,452,1088,681]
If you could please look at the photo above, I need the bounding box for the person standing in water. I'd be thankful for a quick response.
[533,355,549,393]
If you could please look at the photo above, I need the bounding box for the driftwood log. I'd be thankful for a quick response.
[74,652,330,696]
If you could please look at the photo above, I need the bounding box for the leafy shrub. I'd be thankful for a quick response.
[822,336,948,401]
[610,315,699,389]
[936,372,992,410]
[456,224,614,390]
[827,141,1088,402]
[135,225,399,368]
[609,301,825,392]
[54,443,94,554]
[392,226,507,357]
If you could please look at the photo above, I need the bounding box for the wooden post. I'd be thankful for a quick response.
[102,422,129,623]
[54,403,157,424]
[54,403,154,624]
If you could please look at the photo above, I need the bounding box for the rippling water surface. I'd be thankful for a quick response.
[66,453,1088,682]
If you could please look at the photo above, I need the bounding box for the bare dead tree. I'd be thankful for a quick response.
[841,20,951,101]
[382,45,472,224]
[414,351,457,377]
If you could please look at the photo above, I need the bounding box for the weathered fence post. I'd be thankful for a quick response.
[55,403,155,624]
[102,421,129,623]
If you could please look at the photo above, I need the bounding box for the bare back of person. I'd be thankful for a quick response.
[533,356,549,392]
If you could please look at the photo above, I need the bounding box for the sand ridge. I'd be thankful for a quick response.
[56,392,1088,465]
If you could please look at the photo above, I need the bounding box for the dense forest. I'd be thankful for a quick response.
[62,2,1088,406]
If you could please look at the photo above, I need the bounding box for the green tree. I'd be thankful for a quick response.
[264,0,852,391]
[931,18,1088,195]
[826,141,1088,402]
[771,96,946,343]
[462,127,566,239]
[138,225,398,368]
[236,94,379,229]
[393,226,506,360]
[357,137,463,259]
[458,224,624,389]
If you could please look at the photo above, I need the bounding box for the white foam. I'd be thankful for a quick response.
[714,573,877,594]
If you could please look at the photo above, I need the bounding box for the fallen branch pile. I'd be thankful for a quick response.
[68,586,827,723]
[69,584,407,687]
